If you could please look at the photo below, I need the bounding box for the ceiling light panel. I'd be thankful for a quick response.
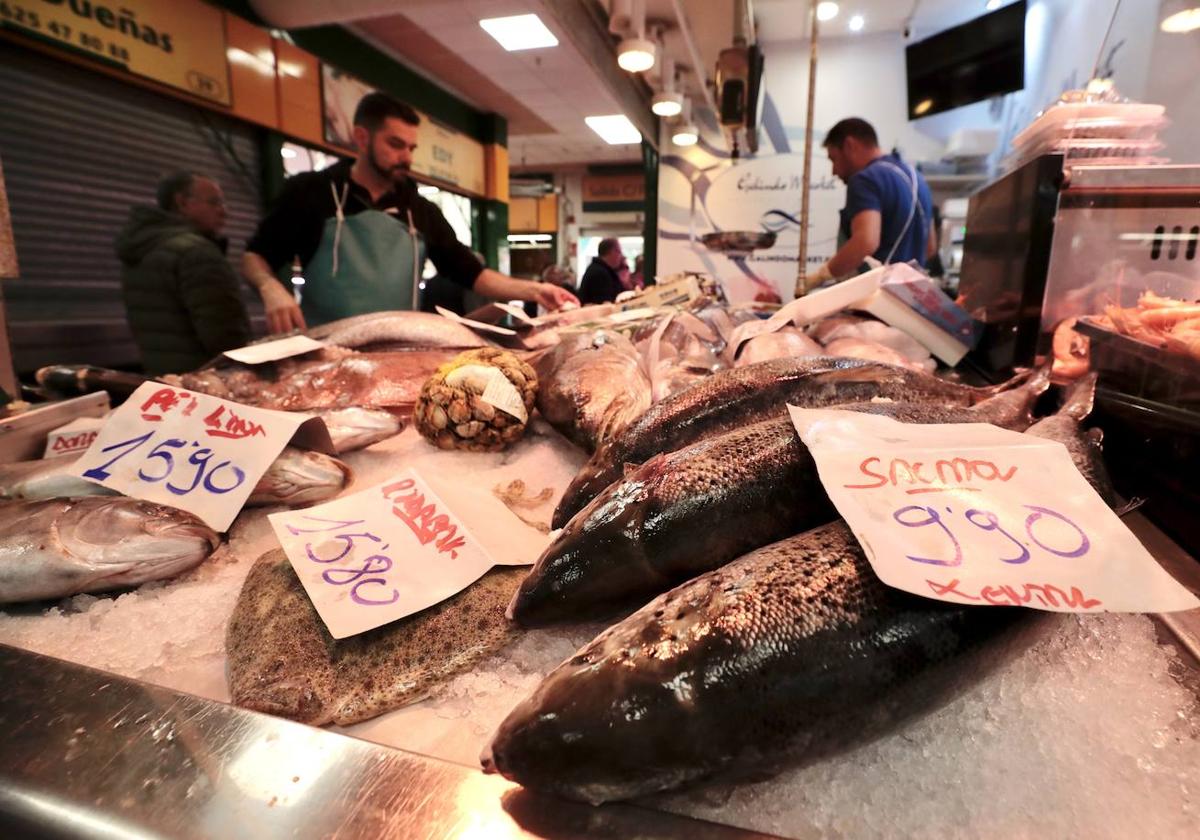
[585,114,643,145]
[479,14,559,51]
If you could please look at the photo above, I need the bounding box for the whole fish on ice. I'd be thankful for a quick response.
[534,330,652,452]
[226,551,524,726]
[554,357,1031,528]
[484,378,1113,803]
[0,447,351,508]
[313,406,405,454]
[180,350,458,411]
[512,369,1050,625]
[0,497,220,604]
[306,310,488,350]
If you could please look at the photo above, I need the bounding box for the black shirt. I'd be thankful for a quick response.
[578,257,624,305]
[246,160,483,289]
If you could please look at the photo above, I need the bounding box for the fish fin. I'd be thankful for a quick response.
[973,367,1034,399]
[1057,372,1098,421]
[1115,496,1145,517]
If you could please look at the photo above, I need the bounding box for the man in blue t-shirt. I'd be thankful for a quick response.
[803,118,934,290]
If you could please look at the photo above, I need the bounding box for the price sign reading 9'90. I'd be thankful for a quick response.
[788,407,1200,614]
[74,382,330,532]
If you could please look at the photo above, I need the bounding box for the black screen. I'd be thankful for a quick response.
[906,1,1025,120]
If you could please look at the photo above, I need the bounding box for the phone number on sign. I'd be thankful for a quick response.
[1,3,132,63]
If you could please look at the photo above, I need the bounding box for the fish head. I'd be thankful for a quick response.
[486,585,719,804]
[509,462,667,626]
[58,497,220,581]
[253,449,352,506]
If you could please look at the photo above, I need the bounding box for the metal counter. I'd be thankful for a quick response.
[0,646,776,840]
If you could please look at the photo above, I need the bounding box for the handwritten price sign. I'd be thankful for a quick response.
[269,469,496,639]
[74,382,332,532]
[789,407,1200,614]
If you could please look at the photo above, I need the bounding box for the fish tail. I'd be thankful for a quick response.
[971,367,1034,399]
[1056,372,1099,421]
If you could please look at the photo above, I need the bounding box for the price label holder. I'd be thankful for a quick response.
[269,469,503,639]
[788,407,1200,613]
[44,415,106,459]
[73,382,333,532]
[223,335,326,365]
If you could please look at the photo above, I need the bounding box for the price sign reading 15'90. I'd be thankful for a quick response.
[788,407,1200,614]
[73,382,332,532]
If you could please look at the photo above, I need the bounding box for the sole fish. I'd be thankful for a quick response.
[554,358,1031,528]
[483,378,1111,803]
[0,497,220,604]
[226,551,524,726]
[510,369,1050,626]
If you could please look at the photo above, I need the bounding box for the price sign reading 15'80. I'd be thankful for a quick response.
[788,407,1200,614]
[74,382,332,532]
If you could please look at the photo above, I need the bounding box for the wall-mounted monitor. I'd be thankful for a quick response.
[906,0,1026,120]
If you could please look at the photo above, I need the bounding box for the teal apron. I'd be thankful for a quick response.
[300,182,426,326]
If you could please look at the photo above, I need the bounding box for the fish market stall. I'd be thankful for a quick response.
[0,293,1199,839]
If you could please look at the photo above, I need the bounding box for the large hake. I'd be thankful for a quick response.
[306,310,488,350]
[226,551,524,726]
[485,378,1113,803]
[510,370,1050,626]
[0,497,220,604]
[554,357,1031,528]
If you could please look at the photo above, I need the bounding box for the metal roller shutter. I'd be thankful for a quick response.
[0,43,265,374]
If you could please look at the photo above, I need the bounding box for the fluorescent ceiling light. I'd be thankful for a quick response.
[986,0,1003,9]
[479,14,559,51]
[652,90,684,117]
[617,37,656,72]
[1161,8,1200,32]
[817,2,839,22]
[508,234,553,242]
[848,14,864,31]
[585,114,642,145]
[418,185,440,196]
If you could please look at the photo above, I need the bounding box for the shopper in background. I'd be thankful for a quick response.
[629,254,646,291]
[578,237,625,304]
[115,171,251,375]
[242,92,577,331]
[802,117,934,292]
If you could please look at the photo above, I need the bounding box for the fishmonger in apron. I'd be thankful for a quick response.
[298,182,426,326]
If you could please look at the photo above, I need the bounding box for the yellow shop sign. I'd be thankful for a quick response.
[0,0,230,105]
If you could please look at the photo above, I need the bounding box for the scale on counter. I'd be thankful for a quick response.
[698,230,782,302]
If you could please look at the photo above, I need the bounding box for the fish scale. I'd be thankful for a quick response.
[484,377,1112,804]
[226,551,526,726]
[553,357,1031,528]
[510,369,1051,627]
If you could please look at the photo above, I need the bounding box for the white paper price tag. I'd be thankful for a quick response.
[44,416,105,459]
[789,407,1200,614]
[269,469,496,639]
[223,335,326,364]
[73,382,331,532]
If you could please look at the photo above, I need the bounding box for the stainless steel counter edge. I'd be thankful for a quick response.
[0,645,779,840]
